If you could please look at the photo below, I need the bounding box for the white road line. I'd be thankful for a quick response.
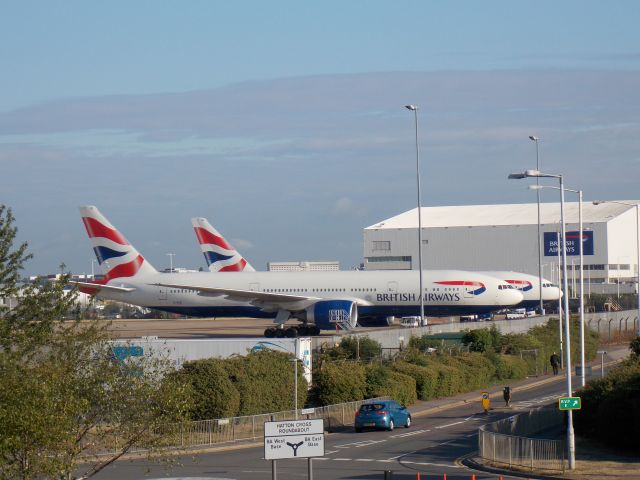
[390,429,428,438]
[334,439,386,449]
[434,421,464,429]
[355,459,375,462]
[314,458,330,461]
[333,458,352,461]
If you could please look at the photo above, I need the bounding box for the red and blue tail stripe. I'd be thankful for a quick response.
[192,217,255,272]
[80,205,156,284]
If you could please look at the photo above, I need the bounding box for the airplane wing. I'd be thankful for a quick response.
[70,280,136,294]
[152,282,372,311]
[153,282,318,309]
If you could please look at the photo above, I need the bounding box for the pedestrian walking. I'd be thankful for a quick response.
[550,352,561,375]
[503,386,512,407]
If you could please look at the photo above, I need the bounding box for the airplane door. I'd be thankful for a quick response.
[387,281,398,293]
[158,287,167,301]
[463,286,474,298]
[249,283,260,292]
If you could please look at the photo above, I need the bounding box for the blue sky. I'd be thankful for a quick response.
[1,1,639,275]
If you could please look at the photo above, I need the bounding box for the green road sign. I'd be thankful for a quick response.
[559,396,581,410]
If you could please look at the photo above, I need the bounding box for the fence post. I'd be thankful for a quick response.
[530,438,534,471]
[342,404,345,426]
[232,420,236,441]
[209,420,212,445]
[181,423,184,447]
[492,433,496,462]
[509,436,512,467]
[252,415,256,440]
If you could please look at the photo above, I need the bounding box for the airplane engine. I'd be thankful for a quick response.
[306,300,358,331]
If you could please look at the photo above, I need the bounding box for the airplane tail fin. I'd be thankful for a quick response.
[80,205,157,282]
[191,217,255,272]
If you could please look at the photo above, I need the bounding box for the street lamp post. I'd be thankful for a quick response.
[593,200,640,336]
[166,253,175,273]
[530,136,544,314]
[405,105,425,325]
[531,185,585,387]
[509,169,575,469]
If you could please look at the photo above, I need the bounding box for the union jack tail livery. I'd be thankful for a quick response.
[191,217,255,272]
[80,205,157,283]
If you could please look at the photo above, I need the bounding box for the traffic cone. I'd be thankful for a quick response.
[416,473,420,480]
[442,474,446,480]
[471,474,476,480]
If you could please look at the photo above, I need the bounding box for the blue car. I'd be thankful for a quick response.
[354,400,412,432]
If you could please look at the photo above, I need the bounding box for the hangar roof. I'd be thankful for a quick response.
[365,201,640,230]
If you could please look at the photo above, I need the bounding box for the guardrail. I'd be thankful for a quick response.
[83,397,388,457]
[478,407,565,473]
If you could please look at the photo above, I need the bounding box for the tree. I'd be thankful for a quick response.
[0,205,192,480]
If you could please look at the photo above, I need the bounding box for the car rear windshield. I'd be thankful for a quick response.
[359,403,385,412]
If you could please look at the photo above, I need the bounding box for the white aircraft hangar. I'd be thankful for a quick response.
[363,201,640,295]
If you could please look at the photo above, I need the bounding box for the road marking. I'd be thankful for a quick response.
[314,458,330,461]
[434,421,464,429]
[333,458,352,461]
[355,459,375,462]
[390,429,428,438]
[334,439,386,449]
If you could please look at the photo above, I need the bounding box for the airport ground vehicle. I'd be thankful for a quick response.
[354,400,411,432]
[400,316,421,327]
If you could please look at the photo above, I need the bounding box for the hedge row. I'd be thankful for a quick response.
[178,350,308,420]
[312,351,528,404]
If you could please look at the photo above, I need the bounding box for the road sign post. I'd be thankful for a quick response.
[559,396,581,410]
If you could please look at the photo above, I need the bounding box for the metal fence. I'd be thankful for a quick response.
[478,407,565,473]
[84,397,388,457]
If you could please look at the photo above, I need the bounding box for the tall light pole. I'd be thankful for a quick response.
[405,104,425,325]
[530,136,544,314]
[593,200,640,337]
[532,185,585,387]
[509,169,575,469]
[166,253,175,273]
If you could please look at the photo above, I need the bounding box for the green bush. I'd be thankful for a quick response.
[461,325,501,353]
[574,359,640,452]
[179,358,240,420]
[227,350,308,415]
[439,353,496,390]
[392,361,439,400]
[336,336,382,361]
[486,352,529,380]
[364,364,417,405]
[312,362,367,405]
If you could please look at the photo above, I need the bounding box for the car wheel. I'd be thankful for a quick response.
[405,416,411,428]
[388,419,394,431]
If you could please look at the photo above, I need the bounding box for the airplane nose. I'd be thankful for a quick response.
[543,287,563,301]
[507,289,524,305]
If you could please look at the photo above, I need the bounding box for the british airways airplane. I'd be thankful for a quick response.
[480,272,562,311]
[75,206,523,337]
[190,218,562,312]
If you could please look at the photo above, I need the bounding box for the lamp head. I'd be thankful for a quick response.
[508,172,527,180]
[592,201,604,205]
[528,185,544,190]
[404,104,417,111]
[524,169,541,177]
[529,135,539,141]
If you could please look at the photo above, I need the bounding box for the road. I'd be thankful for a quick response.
[92,377,575,480]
